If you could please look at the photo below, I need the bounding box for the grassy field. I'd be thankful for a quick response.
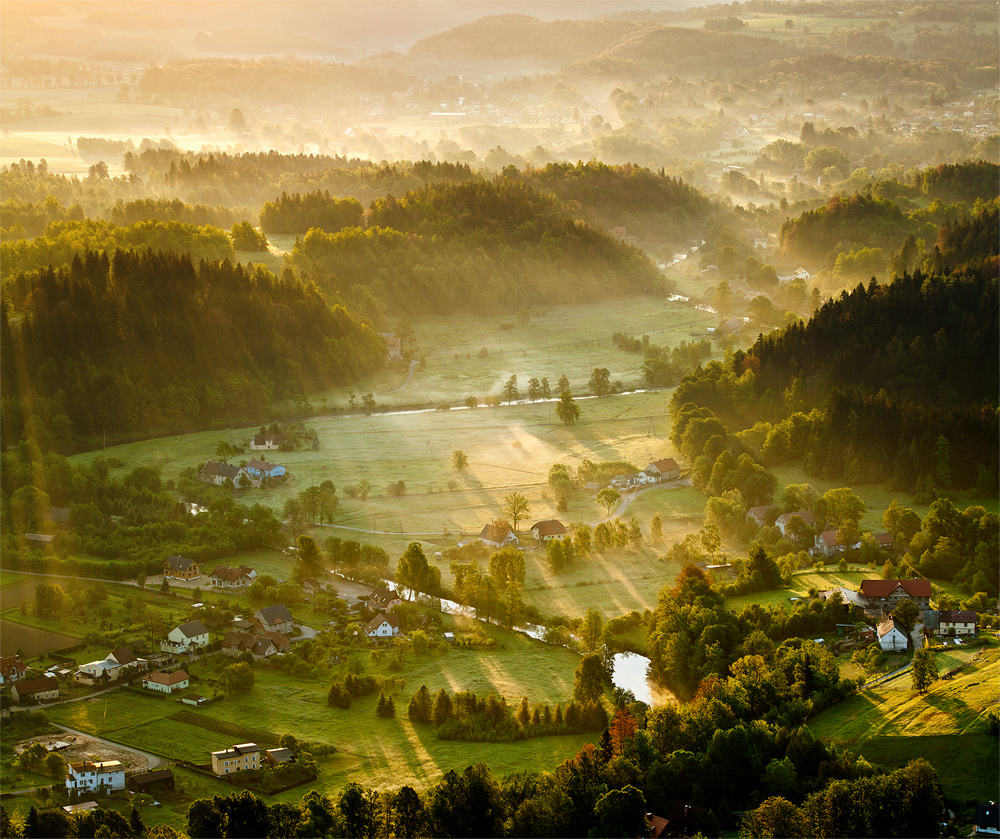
[44,616,598,799]
[809,643,999,802]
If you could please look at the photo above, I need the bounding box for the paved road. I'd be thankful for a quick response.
[5,724,165,795]
[591,478,695,527]
[381,359,419,394]
[52,724,165,770]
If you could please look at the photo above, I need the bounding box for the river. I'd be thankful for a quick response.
[354,575,675,706]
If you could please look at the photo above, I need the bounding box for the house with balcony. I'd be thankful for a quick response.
[66,760,125,793]
[160,620,210,654]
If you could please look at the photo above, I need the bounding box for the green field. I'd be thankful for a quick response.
[45,616,597,799]
[809,644,1000,801]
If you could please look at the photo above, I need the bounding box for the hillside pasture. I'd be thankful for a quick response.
[808,644,999,801]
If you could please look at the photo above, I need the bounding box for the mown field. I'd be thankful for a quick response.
[809,643,1000,802]
[45,614,596,797]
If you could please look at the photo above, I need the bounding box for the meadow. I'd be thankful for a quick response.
[45,613,597,799]
[808,643,999,802]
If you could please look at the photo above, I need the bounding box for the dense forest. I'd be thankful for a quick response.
[283,176,665,316]
[0,250,385,449]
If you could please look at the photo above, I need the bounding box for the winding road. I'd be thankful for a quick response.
[380,359,419,394]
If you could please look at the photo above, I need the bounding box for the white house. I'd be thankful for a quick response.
[531,520,567,541]
[209,564,255,590]
[877,616,909,652]
[66,760,125,793]
[76,647,143,684]
[478,523,518,548]
[161,620,210,654]
[645,458,681,481]
[365,612,400,638]
[142,670,190,693]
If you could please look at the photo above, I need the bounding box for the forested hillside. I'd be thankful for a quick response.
[283,177,664,316]
[0,251,384,449]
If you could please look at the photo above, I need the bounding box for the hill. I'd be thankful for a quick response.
[0,250,385,449]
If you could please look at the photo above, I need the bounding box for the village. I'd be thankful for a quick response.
[1,428,990,829]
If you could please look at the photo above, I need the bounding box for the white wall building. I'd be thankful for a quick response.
[66,760,126,793]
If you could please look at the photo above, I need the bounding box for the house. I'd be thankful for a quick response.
[244,459,286,482]
[65,760,125,793]
[209,564,255,590]
[853,532,894,551]
[973,801,1000,836]
[877,616,909,652]
[860,579,932,613]
[645,458,681,481]
[142,670,190,694]
[814,530,843,557]
[161,620,210,653]
[478,523,518,548]
[181,694,209,706]
[820,587,869,611]
[716,317,745,337]
[198,460,245,487]
[937,610,977,636]
[76,647,144,684]
[257,630,291,653]
[776,511,816,538]
[365,612,400,638]
[255,604,294,635]
[211,743,262,775]
[128,768,175,793]
[531,520,567,541]
[377,332,403,360]
[249,432,286,451]
[265,748,296,767]
[163,555,200,580]
[0,655,28,685]
[11,676,59,704]
[221,631,276,661]
[369,585,402,612]
[745,504,777,528]
[647,801,707,838]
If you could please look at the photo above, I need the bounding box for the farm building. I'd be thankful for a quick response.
[11,676,59,704]
[860,579,932,613]
[877,616,909,652]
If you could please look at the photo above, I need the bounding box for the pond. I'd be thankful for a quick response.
[612,652,677,707]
